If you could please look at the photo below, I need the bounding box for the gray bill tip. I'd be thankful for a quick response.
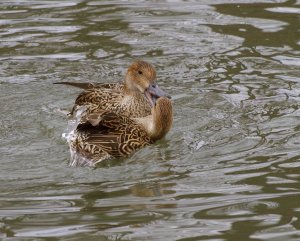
[148,83,170,98]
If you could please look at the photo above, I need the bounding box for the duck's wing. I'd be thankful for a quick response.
[72,88,124,114]
[76,112,151,159]
[54,82,97,89]
[54,82,123,90]
[94,83,123,90]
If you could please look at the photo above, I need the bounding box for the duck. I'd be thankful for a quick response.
[68,96,173,167]
[54,60,170,118]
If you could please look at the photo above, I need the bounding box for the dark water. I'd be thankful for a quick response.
[1,0,300,240]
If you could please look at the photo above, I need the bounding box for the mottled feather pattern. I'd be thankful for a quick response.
[54,61,172,167]
[55,61,161,119]
[70,111,152,165]
[54,82,124,91]
[72,86,151,118]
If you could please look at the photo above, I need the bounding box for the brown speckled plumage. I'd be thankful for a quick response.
[55,61,169,118]
[72,87,150,118]
[68,97,173,166]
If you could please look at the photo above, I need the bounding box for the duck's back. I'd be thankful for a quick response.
[72,84,151,118]
[54,82,124,91]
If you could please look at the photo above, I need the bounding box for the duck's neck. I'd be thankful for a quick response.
[124,75,137,94]
[135,98,173,142]
[123,77,146,111]
[151,101,173,141]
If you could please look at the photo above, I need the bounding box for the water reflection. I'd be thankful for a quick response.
[210,1,299,48]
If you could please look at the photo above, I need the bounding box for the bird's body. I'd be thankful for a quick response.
[68,97,173,167]
[72,85,151,118]
[55,61,170,118]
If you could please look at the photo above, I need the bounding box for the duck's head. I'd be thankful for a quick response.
[125,60,171,106]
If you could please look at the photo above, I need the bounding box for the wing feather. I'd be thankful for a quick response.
[74,112,151,159]
[54,82,123,90]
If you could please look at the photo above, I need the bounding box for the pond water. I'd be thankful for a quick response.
[1,0,300,240]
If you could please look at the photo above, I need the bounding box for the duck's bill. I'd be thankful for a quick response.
[144,83,171,107]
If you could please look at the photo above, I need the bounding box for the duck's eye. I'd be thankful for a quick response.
[138,70,143,75]
[151,84,156,88]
